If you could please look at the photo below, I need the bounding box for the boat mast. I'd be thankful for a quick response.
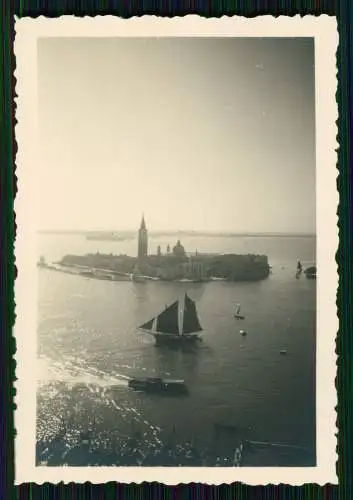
[179,294,186,336]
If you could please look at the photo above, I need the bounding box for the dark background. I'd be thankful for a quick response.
[1,0,350,499]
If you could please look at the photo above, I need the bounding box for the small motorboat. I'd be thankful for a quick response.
[128,377,189,395]
[280,349,287,355]
[240,330,247,336]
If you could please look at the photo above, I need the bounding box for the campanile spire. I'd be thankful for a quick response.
[137,213,148,259]
[140,213,146,230]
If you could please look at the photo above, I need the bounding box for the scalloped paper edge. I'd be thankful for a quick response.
[13,14,338,485]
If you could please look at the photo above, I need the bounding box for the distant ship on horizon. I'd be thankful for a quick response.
[86,232,133,242]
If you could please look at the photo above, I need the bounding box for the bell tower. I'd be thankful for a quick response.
[137,214,148,259]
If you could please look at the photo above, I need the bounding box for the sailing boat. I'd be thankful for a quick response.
[234,304,245,320]
[138,293,203,346]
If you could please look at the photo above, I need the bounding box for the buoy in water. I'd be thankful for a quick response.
[240,330,247,336]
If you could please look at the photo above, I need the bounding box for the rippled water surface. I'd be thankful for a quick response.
[37,234,316,466]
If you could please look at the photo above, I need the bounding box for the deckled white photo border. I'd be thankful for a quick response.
[14,15,338,485]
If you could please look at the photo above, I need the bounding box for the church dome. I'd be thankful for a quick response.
[173,240,186,257]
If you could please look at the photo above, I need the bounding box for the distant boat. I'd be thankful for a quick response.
[280,349,287,355]
[86,232,132,242]
[37,256,48,268]
[234,304,245,320]
[240,330,247,336]
[304,266,317,279]
[138,293,203,346]
[128,377,188,395]
[296,260,303,278]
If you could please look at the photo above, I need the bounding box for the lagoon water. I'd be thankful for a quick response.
[37,234,316,466]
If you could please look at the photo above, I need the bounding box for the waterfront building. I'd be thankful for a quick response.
[137,214,148,259]
[187,257,206,279]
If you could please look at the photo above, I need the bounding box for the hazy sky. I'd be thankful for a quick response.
[38,37,316,233]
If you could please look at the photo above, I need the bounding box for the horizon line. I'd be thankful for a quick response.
[38,229,316,237]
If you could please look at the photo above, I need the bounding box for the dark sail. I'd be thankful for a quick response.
[139,318,154,331]
[156,300,180,336]
[182,294,203,335]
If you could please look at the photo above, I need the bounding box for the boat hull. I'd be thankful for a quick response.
[304,266,317,279]
[154,334,202,346]
[234,314,245,320]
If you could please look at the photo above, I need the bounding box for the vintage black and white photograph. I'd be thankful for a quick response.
[14,16,337,484]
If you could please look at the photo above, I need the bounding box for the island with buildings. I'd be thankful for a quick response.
[57,216,271,283]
